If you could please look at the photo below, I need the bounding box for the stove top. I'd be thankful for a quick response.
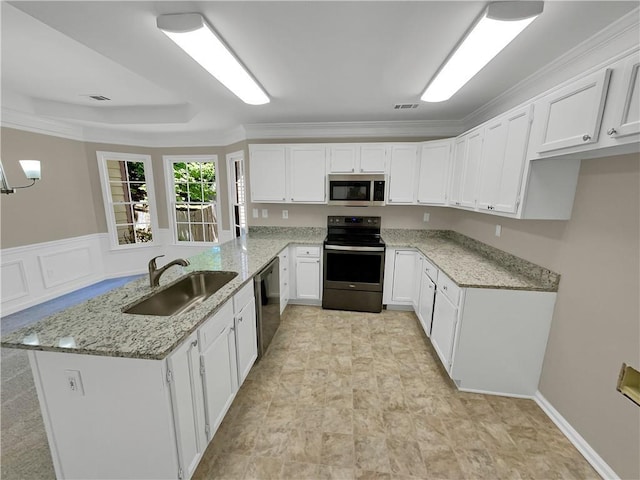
[325,215,384,247]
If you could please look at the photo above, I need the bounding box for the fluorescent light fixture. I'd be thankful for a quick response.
[421,1,543,103]
[157,13,269,105]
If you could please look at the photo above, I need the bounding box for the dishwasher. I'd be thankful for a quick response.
[254,257,280,358]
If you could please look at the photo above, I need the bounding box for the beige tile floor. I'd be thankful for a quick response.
[193,306,600,480]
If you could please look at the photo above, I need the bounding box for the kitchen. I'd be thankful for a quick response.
[1,1,639,479]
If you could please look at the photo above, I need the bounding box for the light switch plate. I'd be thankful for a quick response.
[495,224,502,237]
[261,209,268,218]
[252,208,259,218]
[282,210,289,219]
[64,369,84,396]
[423,212,430,222]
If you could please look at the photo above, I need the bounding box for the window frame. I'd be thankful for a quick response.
[96,151,160,250]
[226,150,247,238]
[163,154,221,246]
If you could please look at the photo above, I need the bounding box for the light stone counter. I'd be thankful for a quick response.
[1,226,557,360]
[1,229,325,360]
[382,229,559,291]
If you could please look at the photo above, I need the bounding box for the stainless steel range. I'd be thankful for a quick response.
[322,216,385,313]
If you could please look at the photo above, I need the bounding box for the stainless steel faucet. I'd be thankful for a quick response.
[148,255,190,287]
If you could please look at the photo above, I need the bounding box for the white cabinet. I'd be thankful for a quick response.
[535,68,612,154]
[477,105,532,214]
[199,300,237,442]
[327,143,387,173]
[448,136,466,207]
[412,254,423,311]
[249,145,288,202]
[602,52,640,140]
[431,288,460,371]
[448,128,483,209]
[417,271,436,337]
[417,139,452,205]
[390,249,416,304]
[288,145,327,203]
[167,332,207,480]
[278,248,290,314]
[291,245,322,303]
[387,144,419,204]
[233,283,257,385]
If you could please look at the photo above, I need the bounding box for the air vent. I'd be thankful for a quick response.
[393,103,419,110]
[81,94,111,101]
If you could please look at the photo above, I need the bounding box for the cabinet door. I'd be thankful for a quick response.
[417,140,452,205]
[359,144,387,173]
[417,272,436,337]
[387,144,419,204]
[459,129,483,209]
[249,145,287,202]
[536,68,611,153]
[478,106,531,214]
[201,322,237,441]
[391,250,416,303]
[167,333,207,480]
[235,300,257,386]
[412,255,423,311]
[289,145,327,203]
[431,290,459,372]
[295,257,321,300]
[448,136,466,207]
[329,144,358,173]
[608,55,640,138]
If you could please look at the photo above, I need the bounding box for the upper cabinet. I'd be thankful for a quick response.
[603,52,640,140]
[448,127,483,210]
[249,145,288,203]
[416,139,452,205]
[327,144,387,173]
[387,144,419,204]
[477,105,532,214]
[249,144,326,204]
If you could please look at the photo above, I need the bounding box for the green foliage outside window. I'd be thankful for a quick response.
[173,162,216,203]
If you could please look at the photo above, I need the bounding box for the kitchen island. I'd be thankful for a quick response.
[1,227,559,480]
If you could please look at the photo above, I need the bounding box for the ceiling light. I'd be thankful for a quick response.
[421,1,544,103]
[1,159,41,194]
[157,13,269,105]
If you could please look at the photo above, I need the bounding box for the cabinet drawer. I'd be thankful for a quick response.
[233,282,255,313]
[438,273,461,305]
[295,246,321,257]
[198,299,233,351]
[423,257,439,283]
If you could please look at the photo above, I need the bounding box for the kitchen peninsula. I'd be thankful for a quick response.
[2,227,559,480]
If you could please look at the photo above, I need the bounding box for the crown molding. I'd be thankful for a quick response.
[463,6,640,128]
[243,120,464,140]
[1,107,85,142]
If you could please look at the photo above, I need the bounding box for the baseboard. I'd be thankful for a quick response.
[456,386,534,399]
[534,391,619,480]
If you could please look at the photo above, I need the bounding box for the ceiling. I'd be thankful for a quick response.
[2,1,638,142]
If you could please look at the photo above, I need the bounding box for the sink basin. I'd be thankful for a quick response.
[124,271,238,316]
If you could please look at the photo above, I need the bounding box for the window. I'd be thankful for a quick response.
[164,155,220,244]
[96,152,158,248]
[227,150,247,238]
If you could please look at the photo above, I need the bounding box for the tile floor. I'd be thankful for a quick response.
[193,306,600,480]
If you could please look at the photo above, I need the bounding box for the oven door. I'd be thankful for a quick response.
[323,245,385,292]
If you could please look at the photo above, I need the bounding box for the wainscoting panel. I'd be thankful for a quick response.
[1,260,29,302]
[38,246,93,289]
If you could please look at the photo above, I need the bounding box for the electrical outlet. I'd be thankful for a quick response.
[423,212,430,222]
[282,210,289,219]
[64,369,84,396]
[261,209,268,218]
[495,224,502,237]
[252,208,259,218]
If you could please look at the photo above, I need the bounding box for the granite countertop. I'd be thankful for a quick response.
[1,228,326,360]
[1,226,558,361]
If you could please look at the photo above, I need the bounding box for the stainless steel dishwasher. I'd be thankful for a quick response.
[254,257,280,358]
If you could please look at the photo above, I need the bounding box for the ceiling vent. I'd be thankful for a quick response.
[393,103,419,110]
[81,94,111,101]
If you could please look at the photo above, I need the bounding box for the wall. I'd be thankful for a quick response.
[0,127,100,248]
[448,154,640,479]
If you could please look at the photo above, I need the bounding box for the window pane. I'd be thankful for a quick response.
[116,225,135,245]
[191,207,203,223]
[127,161,146,182]
[107,160,126,182]
[175,206,189,224]
[201,162,215,182]
[202,204,216,223]
[188,183,204,203]
[204,223,218,242]
[135,224,153,243]
[175,184,188,203]
[191,224,205,242]
[187,162,202,181]
[176,223,191,242]
[133,203,150,224]
[129,183,148,202]
[110,182,130,202]
[173,162,187,182]
[113,204,133,225]
[203,183,216,202]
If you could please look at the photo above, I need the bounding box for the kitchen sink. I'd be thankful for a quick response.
[124,271,238,316]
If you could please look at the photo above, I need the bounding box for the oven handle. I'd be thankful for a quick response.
[324,244,385,252]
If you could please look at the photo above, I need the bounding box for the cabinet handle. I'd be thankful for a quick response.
[582,134,591,142]
[282,197,286,201]
[607,128,617,136]
[191,339,198,347]
[443,285,448,290]
[351,168,355,172]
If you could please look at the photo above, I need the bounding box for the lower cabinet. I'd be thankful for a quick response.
[416,269,436,337]
[383,248,416,307]
[234,296,258,385]
[278,248,290,314]
[290,245,322,304]
[430,288,460,371]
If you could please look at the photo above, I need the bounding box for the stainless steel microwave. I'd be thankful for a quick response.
[327,174,386,206]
